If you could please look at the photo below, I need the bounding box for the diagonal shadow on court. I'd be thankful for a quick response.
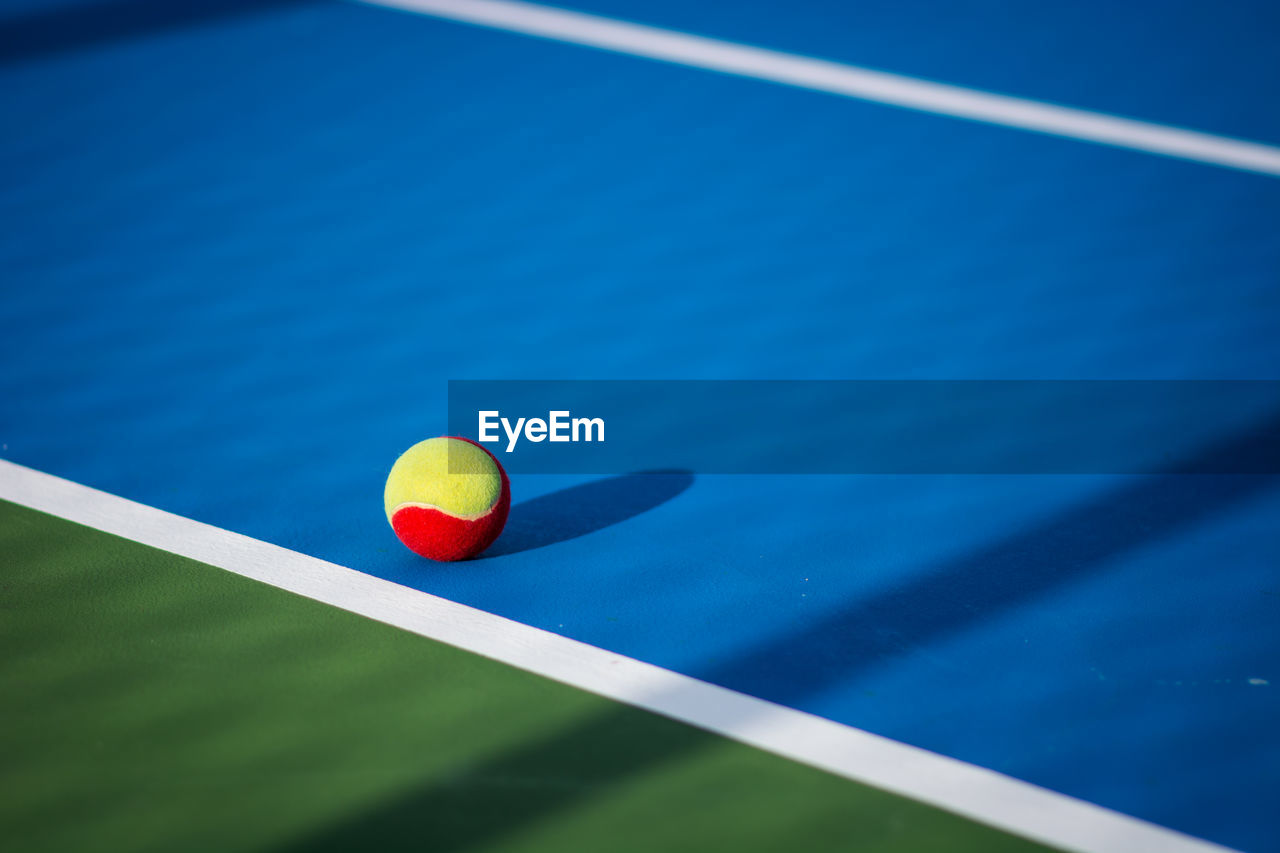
[272,414,1280,853]
[0,0,310,67]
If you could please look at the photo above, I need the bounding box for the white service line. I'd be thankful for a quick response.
[0,458,1238,853]
[353,0,1280,177]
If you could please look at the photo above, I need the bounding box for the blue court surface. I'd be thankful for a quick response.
[2,1,1279,851]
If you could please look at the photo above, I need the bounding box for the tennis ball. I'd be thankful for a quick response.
[384,436,510,561]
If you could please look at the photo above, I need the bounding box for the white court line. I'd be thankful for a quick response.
[0,458,1239,853]
[354,0,1280,177]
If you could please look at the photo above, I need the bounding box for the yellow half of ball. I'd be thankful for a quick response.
[383,436,504,521]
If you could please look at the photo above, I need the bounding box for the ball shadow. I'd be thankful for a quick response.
[482,470,694,558]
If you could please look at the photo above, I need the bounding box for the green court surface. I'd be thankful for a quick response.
[0,499,1057,852]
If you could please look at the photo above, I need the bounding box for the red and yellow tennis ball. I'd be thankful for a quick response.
[384,436,510,561]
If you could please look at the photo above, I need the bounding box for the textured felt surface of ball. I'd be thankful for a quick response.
[384,436,510,561]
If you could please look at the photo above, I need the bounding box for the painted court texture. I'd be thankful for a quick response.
[2,0,1279,851]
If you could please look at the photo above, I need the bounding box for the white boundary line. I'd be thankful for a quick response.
[353,0,1280,177]
[0,458,1238,853]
